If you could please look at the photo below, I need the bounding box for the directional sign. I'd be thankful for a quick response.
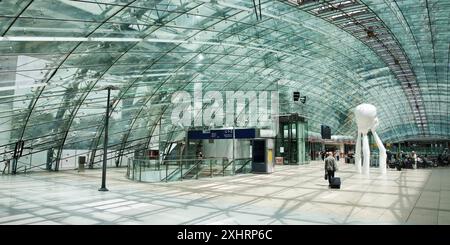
[188,129,256,140]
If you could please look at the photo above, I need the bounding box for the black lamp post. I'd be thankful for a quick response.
[99,85,118,192]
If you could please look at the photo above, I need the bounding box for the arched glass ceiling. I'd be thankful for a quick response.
[0,0,448,169]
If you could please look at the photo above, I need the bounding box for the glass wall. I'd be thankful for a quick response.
[0,0,448,174]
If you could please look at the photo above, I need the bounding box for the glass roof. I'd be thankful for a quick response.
[0,0,448,167]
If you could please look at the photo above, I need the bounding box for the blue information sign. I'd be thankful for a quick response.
[235,128,256,138]
[187,130,210,139]
[210,129,233,139]
[188,129,256,140]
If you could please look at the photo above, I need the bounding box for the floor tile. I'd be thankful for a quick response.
[0,161,447,225]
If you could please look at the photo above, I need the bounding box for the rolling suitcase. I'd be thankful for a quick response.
[330,177,341,189]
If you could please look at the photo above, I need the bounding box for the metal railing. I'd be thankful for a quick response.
[219,158,252,175]
[2,160,48,175]
[235,158,252,173]
[127,157,243,182]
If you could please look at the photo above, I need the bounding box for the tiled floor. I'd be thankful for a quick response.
[1,161,449,225]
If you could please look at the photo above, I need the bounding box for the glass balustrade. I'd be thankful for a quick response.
[126,156,252,183]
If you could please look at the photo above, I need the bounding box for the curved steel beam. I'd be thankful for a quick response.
[1,0,34,36]
[53,0,201,170]
[52,0,140,171]
[87,2,206,166]
[88,6,381,164]
[279,0,427,135]
[118,47,368,166]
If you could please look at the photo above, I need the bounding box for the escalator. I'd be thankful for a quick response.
[181,160,203,179]
[235,159,252,174]
[161,159,202,182]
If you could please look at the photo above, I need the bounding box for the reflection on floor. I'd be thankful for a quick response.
[0,161,450,225]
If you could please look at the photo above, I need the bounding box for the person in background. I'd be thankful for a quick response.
[401,151,406,159]
[411,151,417,169]
[2,159,10,174]
[324,152,338,186]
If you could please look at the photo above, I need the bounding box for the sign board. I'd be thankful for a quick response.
[210,129,233,139]
[259,129,275,137]
[234,129,257,138]
[321,125,331,139]
[187,130,210,139]
[188,128,256,140]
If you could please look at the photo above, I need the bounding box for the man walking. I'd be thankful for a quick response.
[324,152,338,186]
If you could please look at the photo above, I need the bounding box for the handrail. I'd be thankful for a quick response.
[221,160,233,176]
[236,159,252,173]
[128,156,249,183]
[162,159,203,182]
[220,158,251,175]
[162,162,181,182]
[162,157,224,181]
[131,157,227,163]
[181,159,203,180]
[161,157,227,163]
[15,162,48,173]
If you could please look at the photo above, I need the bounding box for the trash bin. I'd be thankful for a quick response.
[78,156,86,172]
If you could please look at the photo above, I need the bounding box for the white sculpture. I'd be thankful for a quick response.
[354,103,386,175]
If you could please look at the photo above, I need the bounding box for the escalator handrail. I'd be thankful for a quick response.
[220,158,252,174]
[162,159,204,181]
[15,162,48,173]
[181,159,203,179]
[236,159,252,173]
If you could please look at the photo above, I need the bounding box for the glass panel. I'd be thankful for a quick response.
[0,0,448,172]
